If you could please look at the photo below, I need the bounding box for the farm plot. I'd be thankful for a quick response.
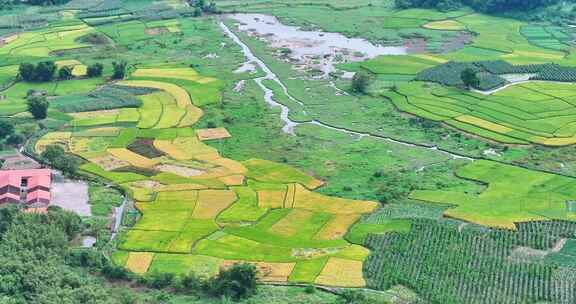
[423,20,465,31]
[125,252,154,274]
[96,21,150,45]
[0,77,104,116]
[410,160,576,229]
[0,23,95,59]
[315,258,365,287]
[128,67,222,106]
[32,75,379,286]
[442,14,565,64]
[364,219,576,304]
[520,25,571,52]
[196,128,231,141]
[0,65,18,87]
[387,81,576,146]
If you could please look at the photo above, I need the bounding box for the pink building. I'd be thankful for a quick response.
[0,169,51,207]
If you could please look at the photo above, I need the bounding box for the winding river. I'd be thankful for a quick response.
[219,19,474,161]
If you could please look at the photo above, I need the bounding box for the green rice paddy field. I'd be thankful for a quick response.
[5,0,576,302]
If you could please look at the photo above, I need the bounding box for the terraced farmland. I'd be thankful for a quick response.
[386,81,576,146]
[35,67,378,287]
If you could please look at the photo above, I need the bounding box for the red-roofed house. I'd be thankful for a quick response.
[0,169,51,207]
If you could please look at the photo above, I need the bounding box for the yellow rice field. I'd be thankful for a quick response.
[314,214,361,240]
[284,183,296,208]
[269,209,315,237]
[293,184,378,215]
[217,174,245,186]
[88,153,130,171]
[455,115,514,134]
[315,258,366,287]
[192,190,237,219]
[423,20,466,31]
[35,132,72,153]
[132,67,216,84]
[178,105,204,127]
[125,252,155,274]
[153,139,191,160]
[119,80,192,108]
[257,190,286,208]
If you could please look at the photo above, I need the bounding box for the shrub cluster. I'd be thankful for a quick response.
[41,145,79,176]
[19,61,56,82]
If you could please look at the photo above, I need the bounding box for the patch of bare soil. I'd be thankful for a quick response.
[145,27,169,36]
[127,138,165,158]
[129,180,163,189]
[508,238,567,263]
[441,32,473,53]
[405,38,427,54]
[155,164,204,177]
[1,152,41,170]
[91,154,130,171]
[52,178,91,216]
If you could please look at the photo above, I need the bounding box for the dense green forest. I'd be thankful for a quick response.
[0,0,70,9]
[0,206,123,303]
[395,0,570,13]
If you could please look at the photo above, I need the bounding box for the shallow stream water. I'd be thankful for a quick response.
[229,13,407,76]
[229,13,407,58]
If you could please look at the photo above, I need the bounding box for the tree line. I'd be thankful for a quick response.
[0,0,70,9]
[18,61,126,120]
[395,0,568,13]
[18,61,104,83]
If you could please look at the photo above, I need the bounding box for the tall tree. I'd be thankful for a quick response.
[112,61,127,80]
[0,120,14,139]
[41,145,78,175]
[461,68,480,89]
[18,63,35,82]
[58,66,73,80]
[27,95,49,119]
[34,61,56,82]
[86,63,103,78]
[352,72,370,94]
[207,263,258,300]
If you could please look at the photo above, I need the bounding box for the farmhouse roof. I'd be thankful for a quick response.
[0,169,52,206]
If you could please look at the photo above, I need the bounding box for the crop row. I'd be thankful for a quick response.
[474,61,554,75]
[52,85,143,113]
[415,59,576,91]
[477,72,506,90]
[515,220,576,250]
[364,219,576,304]
[520,25,572,51]
[531,65,576,82]
[415,61,479,86]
